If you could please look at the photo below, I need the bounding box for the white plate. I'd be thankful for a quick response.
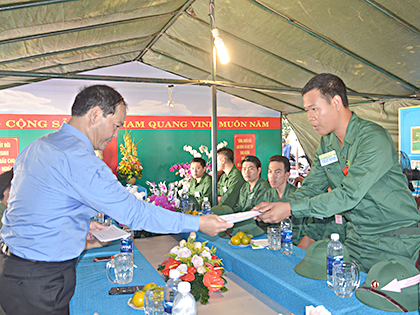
[228,240,250,248]
[127,297,144,311]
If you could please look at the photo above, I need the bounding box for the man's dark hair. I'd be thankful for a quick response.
[217,148,233,163]
[269,155,291,172]
[71,85,126,117]
[241,155,261,169]
[0,168,13,201]
[190,157,206,168]
[301,73,348,108]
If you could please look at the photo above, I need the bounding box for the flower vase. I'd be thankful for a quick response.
[126,177,136,185]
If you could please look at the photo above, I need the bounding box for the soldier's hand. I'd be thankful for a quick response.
[199,214,234,237]
[252,202,291,223]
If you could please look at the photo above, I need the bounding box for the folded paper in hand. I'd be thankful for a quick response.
[219,210,261,224]
[90,225,130,242]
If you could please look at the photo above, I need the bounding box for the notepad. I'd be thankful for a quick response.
[218,210,261,224]
[90,225,130,242]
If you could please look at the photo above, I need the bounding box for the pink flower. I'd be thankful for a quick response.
[177,247,192,258]
[191,255,204,268]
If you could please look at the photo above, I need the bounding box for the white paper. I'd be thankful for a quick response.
[90,225,130,242]
[218,210,261,224]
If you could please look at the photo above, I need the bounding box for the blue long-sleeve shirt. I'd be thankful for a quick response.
[1,123,199,262]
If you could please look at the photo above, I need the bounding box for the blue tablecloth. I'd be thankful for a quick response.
[191,232,418,315]
[69,241,165,315]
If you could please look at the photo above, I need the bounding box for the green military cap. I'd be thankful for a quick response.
[212,205,264,238]
[355,258,419,312]
[294,238,350,280]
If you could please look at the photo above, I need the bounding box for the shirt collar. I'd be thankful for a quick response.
[325,112,358,148]
[60,123,95,155]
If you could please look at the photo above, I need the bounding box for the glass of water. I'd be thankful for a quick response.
[144,286,165,315]
[267,225,281,250]
[333,261,360,298]
[106,253,134,284]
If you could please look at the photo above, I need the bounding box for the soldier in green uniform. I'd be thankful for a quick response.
[213,155,269,237]
[0,169,13,230]
[255,73,420,273]
[217,148,245,208]
[188,157,212,209]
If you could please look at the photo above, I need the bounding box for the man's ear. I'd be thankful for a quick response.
[88,106,103,125]
[332,95,343,111]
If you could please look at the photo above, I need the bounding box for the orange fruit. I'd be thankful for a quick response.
[142,282,158,292]
[132,290,145,307]
[236,231,246,239]
[241,236,251,245]
[192,210,199,215]
[230,235,241,245]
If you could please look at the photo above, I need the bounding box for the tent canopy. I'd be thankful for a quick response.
[1,0,419,159]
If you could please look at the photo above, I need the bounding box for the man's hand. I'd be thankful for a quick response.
[252,202,292,223]
[198,214,234,236]
[85,220,110,250]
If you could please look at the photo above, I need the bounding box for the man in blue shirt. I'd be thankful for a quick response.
[0,85,232,315]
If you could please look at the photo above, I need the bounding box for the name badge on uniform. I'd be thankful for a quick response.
[335,214,343,225]
[223,186,228,193]
[195,191,200,198]
[319,150,338,167]
[249,193,254,200]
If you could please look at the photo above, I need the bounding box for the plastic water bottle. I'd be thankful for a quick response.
[164,269,182,314]
[172,282,196,315]
[181,190,189,213]
[281,217,293,255]
[103,214,112,226]
[327,233,344,289]
[120,226,134,255]
[201,197,211,215]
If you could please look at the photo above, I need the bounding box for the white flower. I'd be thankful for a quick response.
[194,242,202,250]
[179,240,187,248]
[189,232,196,240]
[177,247,191,258]
[176,263,188,275]
[170,246,181,255]
[200,250,212,260]
[191,255,204,268]
[197,265,206,275]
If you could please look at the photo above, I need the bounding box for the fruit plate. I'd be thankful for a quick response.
[127,297,144,311]
[228,240,251,248]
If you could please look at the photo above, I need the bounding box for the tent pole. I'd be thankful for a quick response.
[210,0,218,207]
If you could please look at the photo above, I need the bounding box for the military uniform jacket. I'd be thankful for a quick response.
[188,172,212,209]
[217,166,245,208]
[232,177,270,213]
[287,113,420,236]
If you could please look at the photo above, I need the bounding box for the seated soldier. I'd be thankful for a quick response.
[0,169,13,230]
[217,148,245,208]
[213,156,269,237]
[188,157,212,209]
[260,155,311,245]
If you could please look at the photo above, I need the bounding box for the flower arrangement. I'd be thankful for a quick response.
[118,131,143,181]
[145,181,180,211]
[158,232,227,305]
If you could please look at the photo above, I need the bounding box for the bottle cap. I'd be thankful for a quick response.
[204,197,208,201]
[177,281,191,293]
[169,269,180,279]
[330,233,339,241]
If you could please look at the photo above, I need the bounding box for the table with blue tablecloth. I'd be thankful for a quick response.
[190,232,418,315]
[69,241,165,315]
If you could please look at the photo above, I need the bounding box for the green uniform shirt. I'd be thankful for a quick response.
[188,173,212,209]
[232,177,270,213]
[286,113,420,271]
[261,183,310,245]
[217,166,245,208]
[0,203,5,230]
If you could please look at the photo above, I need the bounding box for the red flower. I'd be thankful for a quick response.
[181,272,195,282]
[162,258,181,277]
[187,266,197,274]
[342,166,349,176]
[203,270,225,292]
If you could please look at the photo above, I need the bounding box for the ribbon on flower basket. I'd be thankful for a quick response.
[157,232,228,304]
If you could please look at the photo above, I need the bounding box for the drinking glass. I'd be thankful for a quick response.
[267,226,281,250]
[106,253,134,284]
[144,286,165,315]
[332,261,360,298]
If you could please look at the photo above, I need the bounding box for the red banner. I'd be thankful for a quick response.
[0,137,19,173]
[0,114,280,131]
[234,134,256,170]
